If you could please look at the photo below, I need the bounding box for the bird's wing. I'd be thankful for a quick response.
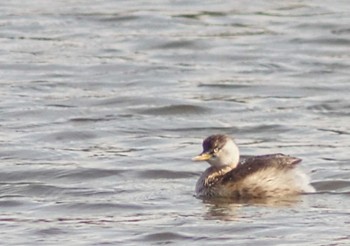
[221,154,301,184]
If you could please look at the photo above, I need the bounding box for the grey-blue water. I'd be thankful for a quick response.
[1,1,350,245]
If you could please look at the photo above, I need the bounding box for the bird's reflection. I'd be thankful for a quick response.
[201,196,301,221]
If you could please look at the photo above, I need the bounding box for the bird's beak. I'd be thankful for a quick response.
[192,152,212,161]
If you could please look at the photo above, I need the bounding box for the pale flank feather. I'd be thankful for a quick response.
[223,166,315,198]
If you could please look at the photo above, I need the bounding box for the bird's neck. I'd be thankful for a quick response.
[208,165,233,177]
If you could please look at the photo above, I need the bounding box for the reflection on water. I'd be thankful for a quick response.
[1,0,350,245]
[202,196,302,221]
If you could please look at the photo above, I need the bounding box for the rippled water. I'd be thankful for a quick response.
[1,0,350,245]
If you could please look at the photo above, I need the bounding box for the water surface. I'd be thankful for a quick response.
[1,0,350,245]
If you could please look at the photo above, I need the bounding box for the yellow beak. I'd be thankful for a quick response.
[192,152,212,161]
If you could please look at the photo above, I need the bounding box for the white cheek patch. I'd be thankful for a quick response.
[208,156,220,166]
[205,139,240,167]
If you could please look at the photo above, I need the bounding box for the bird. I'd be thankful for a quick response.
[192,134,315,199]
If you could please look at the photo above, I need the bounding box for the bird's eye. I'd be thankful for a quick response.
[211,148,220,156]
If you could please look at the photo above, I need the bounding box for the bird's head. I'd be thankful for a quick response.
[192,134,240,168]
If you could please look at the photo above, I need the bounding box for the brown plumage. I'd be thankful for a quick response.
[222,154,301,184]
[193,135,315,199]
